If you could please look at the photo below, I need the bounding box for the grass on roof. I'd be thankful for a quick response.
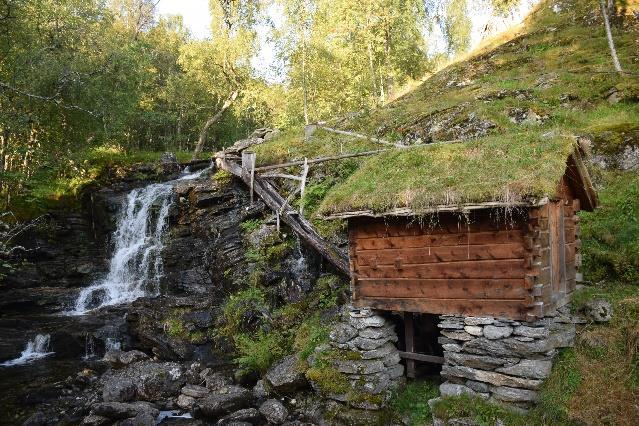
[317,131,575,215]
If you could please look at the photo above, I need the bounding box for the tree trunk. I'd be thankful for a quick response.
[600,0,623,73]
[192,90,239,160]
[302,39,309,125]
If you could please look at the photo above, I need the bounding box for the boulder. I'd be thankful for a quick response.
[181,384,209,398]
[194,385,253,419]
[264,355,307,394]
[80,414,110,426]
[201,370,233,391]
[583,299,613,322]
[119,350,149,365]
[102,378,136,402]
[177,394,197,410]
[101,361,185,401]
[259,399,289,425]
[218,408,261,425]
[91,402,159,420]
[253,380,269,400]
[119,412,156,426]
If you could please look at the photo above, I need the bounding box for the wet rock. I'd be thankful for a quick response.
[120,412,156,426]
[259,399,289,425]
[91,402,159,420]
[264,355,307,394]
[177,394,197,410]
[103,378,136,402]
[80,414,110,426]
[182,384,209,398]
[218,408,261,425]
[22,412,47,426]
[194,385,253,419]
[582,299,613,322]
[202,370,233,391]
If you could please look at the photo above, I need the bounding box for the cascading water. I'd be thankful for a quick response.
[1,334,53,367]
[70,166,210,315]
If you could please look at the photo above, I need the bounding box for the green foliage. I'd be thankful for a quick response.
[220,287,268,337]
[234,330,289,375]
[532,349,582,423]
[293,315,330,361]
[388,380,440,425]
[240,218,263,233]
[580,172,639,283]
[432,395,528,426]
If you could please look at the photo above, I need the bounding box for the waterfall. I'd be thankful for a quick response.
[69,166,210,315]
[1,335,53,367]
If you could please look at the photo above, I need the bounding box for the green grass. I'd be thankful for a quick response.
[580,171,639,283]
[388,380,440,425]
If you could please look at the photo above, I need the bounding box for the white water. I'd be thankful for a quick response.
[69,166,210,315]
[1,335,53,367]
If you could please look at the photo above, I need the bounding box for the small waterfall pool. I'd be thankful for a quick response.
[0,335,53,367]
[69,165,211,315]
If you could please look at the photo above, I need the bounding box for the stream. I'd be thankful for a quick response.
[0,166,211,424]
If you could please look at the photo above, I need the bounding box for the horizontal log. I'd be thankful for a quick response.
[253,149,388,172]
[354,230,525,250]
[398,352,445,364]
[357,259,526,279]
[356,278,528,299]
[352,218,524,239]
[354,297,528,320]
[355,243,525,266]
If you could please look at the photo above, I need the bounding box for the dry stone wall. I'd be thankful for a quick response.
[437,306,578,410]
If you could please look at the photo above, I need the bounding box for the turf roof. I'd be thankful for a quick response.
[317,133,577,216]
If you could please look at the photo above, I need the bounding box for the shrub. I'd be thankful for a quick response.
[220,287,269,337]
[234,330,289,375]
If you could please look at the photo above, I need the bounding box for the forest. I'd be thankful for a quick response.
[0,0,520,212]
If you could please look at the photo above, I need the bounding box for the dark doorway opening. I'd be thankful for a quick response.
[391,312,444,378]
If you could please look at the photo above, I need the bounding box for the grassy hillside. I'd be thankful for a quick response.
[250,0,639,423]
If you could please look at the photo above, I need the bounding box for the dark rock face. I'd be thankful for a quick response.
[100,361,186,402]
[193,385,253,419]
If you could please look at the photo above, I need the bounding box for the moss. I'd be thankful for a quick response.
[234,330,289,375]
[220,287,269,337]
[432,395,528,426]
[165,318,188,339]
[240,218,263,233]
[387,380,440,426]
[306,365,351,395]
[212,169,232,186]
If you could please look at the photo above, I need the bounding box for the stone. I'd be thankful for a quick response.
[218,408,261,425]
[464,317,494,326]
[441,365,543,390]
[182,384,209,398]
[381,352,401,366]
[335,359,385,375]
[81,415,109,426]
[253,379,269,400]
[120,412,156,426]
[439,383,477,397]
[388,363,404,379]
[177,394,197,410]
[465,380,489,394]
[348,308,375,318]
[329,323,358,344]
[583,299,613,322]
[22,412,47,426]
[464,326,483,336]
[438,319,465,330]
[496,359,552,379]
[350,315,387,329]
[441,330,474,341]
[102,378,136,402]
[119,350,149,365]
[358,325,395,340]
[259,399,289,425]
[513,326,549,339]
[91,402,158,420]
[445,352,518,371]
[194,385,253,419]
[101,361,185,401]
[490,386,539,403]
[483,325,513,340]
[442,343,462,353]
[350,335,397,350]
[264,354,307,394]
[102,350,123,365]
[202,371,233,391]
[360,342,396,360]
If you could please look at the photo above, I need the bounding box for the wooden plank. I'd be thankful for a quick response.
[399,351,445,364]
[253,149,388,172]
[355,243,525,266]
[355,230,525,250]
[353,217,524,238]
[357,278,528,299]
[354,297,528,320]
[358,259,526,279]
[404,313,416,378]
[216,156,350,275]
[550,202,561,294]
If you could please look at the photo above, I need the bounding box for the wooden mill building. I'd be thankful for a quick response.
[321,141,597,323]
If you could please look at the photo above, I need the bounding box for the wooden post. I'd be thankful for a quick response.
[276,211,280,234]
[242,151,256,204]
[299,158,309,216]
[405,312,416,379]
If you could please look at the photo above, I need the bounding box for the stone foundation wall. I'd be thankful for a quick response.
[437,306,577,410]
[309,307,404,410]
